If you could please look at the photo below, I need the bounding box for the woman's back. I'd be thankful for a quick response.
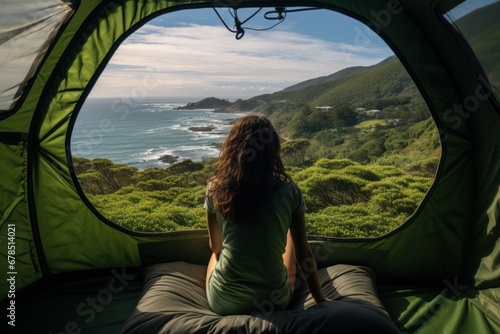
[205,181,305,315]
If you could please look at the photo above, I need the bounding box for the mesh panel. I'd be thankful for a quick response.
[0,0,73,111]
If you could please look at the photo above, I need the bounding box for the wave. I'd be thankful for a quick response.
[190,133,224,140]
[133,144,220,168]
[135,103,187,111]
[143,126,175,134]
[136,147,177,162]
[173,145,219,153]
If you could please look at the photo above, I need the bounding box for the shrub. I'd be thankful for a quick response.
[313,158,357,170]
[342,166,381,181]
[301,175,369,211]
[281,139,311,166]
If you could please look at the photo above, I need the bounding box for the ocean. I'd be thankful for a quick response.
[71,98,245,169]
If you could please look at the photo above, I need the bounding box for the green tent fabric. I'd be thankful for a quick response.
[0,0,498,332]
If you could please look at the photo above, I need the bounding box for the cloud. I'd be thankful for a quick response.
[90,23,392,99]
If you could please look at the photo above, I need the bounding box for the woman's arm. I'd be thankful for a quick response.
[206,212,221,285]
[207,211,222,255]
[289,212,327,303]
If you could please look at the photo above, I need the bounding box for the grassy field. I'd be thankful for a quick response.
[354,119,388,131]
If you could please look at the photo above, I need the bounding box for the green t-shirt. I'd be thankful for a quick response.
[204,180,306,315]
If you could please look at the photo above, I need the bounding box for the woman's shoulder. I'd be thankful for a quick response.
[277,179,301,193]
[275,179,306,213]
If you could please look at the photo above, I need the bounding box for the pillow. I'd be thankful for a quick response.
[120,262,399,334]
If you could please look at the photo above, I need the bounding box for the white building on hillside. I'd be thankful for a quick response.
[366,109,382,118]
[316,106,333,112]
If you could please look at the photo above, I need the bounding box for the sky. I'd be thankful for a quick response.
[90,7,395,100]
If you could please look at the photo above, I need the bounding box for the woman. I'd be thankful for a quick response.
[205,115,328,316]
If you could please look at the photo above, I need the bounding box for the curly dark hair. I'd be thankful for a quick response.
[209,115,290,222]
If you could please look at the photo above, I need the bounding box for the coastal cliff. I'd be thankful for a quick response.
[174,97,232,110]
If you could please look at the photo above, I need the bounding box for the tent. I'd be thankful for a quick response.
[0,0,498,332]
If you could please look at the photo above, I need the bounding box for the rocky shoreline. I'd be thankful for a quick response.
[158,154,179,164]
[157,117,237,165]
[187,125,216,132]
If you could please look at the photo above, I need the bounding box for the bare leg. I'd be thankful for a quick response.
[206,252,218,287]
[283,229,297,290]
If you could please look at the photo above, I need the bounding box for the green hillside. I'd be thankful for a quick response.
[234,56,440,170]
[309,58,424,108]
[213,56,430,150]
[282,56,397,92]
[218,55,425,117]
[281,55,422,111]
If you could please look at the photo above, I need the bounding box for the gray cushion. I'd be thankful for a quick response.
[120,262,399,333]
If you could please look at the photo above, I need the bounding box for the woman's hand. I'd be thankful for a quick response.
[314,296,332,303]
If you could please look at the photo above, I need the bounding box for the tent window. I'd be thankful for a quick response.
[443,0,500,102]
[71,8,441,237]
[0,0,72,111]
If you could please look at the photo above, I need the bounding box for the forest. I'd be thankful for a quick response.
[73,56,441,238]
